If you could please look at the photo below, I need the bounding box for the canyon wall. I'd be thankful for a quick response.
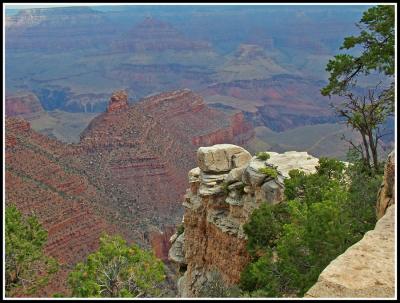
[5,92,44,119]
[168,144,319,297]
[5,117,128,296]
[77,89,255,246]
[5,89,255,295]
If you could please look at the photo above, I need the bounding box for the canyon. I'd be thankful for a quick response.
[5,89,255,296]
[4,5,395,298]
[7,6,387,158]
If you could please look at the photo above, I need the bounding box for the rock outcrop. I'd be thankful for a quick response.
[168,144,319,297]
[305,150,396,298]
[107,90,129,113]
[376,150,395,220]
[5,92,44,119]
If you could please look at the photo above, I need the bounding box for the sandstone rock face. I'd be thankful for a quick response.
[197,144,251,173]
[79,89,254,244]
[168,232,186,264]
[5,117,127,296]
[169,145,319,297]
[5,92,44,119]
[265,151,320,178]
[107,90,129,113]
[305,205,395,298]
[149,226,176,261]
[376,150,395,220]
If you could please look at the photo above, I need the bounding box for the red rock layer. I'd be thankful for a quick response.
[184,204,251,285]
[5,92,44,118]
[5,89,255,296]
[192,112,254,147]
[107,90,129,113]
[5,117,130,297]
[78,89,254,234]
[150,226,177,261]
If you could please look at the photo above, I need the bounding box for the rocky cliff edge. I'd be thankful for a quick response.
[168,144,320,297]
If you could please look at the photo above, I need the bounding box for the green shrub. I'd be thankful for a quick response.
[68,234,166,298]
[240,250,280,296]
[256,152,271,161]
[198,270,242,298]
[243,203,290,257]
[5,205,58,296]
[221,182,230,194]
[316,157,346,180]
[258,167,278,179]
[240,157,382,297]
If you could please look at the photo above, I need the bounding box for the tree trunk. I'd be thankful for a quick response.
[360,130,371,170]
[367,130,379,172]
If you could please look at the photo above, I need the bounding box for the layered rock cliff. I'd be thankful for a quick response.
[305,150,396,298]
[6,6,116,51]
[113,17,211,52]
[168,144,319,297]
[76,89,254,258]
[5,90,255,295]
[5,117,130,296]
[5,92,44,119]
[201,75,340,132]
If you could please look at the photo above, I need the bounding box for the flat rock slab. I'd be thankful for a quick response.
[266,151,319,178]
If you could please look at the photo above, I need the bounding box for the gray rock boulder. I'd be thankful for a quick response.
[242,157,268,187]
[261,180,284,204]
[226,166,246,184]
[168,232,186,265]
[197,144,251,173]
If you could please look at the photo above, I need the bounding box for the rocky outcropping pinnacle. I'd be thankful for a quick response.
[168,144,320,297]
[107,90,129,113]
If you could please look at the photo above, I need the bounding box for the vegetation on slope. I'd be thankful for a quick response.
[5,205,58,296]
[239,157,383,297]
[67,234,166,298]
